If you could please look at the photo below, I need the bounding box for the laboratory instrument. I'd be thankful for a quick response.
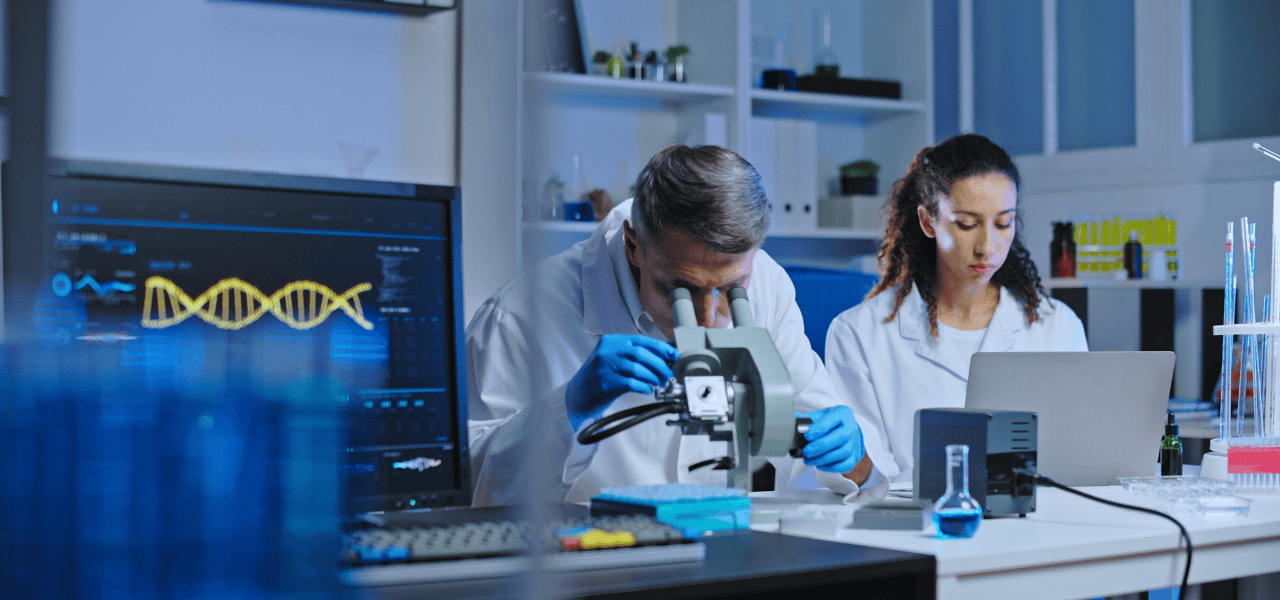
[914,408,1037,517]
[932,444,983,539]
[1255,143,1280,163]
[577,287,807,491]
[1204,176,1280,492]
[1221,222,1235,440]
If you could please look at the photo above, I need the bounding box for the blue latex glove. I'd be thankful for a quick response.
[566,334,679,431]
[799,405,865,473]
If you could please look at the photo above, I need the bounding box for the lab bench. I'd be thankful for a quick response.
[752,485,1280,600]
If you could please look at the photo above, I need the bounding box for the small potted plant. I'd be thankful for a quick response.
[663,44,690,82]
[839,159,880,196]
[592,50,612,76]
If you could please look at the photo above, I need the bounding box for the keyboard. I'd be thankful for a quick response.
[341,512,705,586]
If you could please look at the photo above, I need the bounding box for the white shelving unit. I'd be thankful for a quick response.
[512,0,931,268]
[524,71,735,103]
[1043,277,1201,290]
[749,88,926,116]
[522,220,880,240]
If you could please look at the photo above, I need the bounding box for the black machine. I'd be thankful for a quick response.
[914,408,1038,517]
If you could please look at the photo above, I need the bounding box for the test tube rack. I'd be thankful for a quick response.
[1208,182,1280,491]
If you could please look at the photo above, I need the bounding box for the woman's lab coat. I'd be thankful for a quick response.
[467,200,866,506]
[824,283,1087,484]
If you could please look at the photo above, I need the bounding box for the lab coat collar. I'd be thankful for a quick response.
[580,201,646,336]
[898,283,1025,380]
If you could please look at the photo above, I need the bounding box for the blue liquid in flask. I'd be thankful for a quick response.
[932,444,983,539]
[932,508,982,539]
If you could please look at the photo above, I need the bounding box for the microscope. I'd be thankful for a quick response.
[577,287,808,491]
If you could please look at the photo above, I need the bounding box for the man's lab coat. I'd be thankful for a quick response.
[466,200,866,506]
[824,283,1088,484]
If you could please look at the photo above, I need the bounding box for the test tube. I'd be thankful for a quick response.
[1222,224,1235,440]
[1248,222,1264,436]
[1263,294,1270,425]
[1238,220,1256,437]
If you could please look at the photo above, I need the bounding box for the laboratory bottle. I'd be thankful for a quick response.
[1160,412,1183,476]
[932,444,982,539]
[1050,222,1076,278]
[1075,216,1092,274]
[814,4,839,77]
[1111,215,1123,272]
[1100,216,1113,272]
[1123,230,1143,279]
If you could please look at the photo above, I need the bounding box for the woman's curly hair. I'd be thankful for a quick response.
[868,133,1047,338]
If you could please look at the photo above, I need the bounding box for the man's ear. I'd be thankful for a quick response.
[916,205,937,239]
[623,220,642,267]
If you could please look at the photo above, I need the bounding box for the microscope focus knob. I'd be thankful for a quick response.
[789,417,813,458]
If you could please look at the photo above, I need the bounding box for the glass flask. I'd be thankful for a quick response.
[814,5,839,77]
[932,444,983,539]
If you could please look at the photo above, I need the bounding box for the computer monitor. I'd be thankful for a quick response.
[5,159,470,513]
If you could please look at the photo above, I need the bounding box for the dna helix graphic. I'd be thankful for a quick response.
[141,276,374,331]
[391,457,442,472]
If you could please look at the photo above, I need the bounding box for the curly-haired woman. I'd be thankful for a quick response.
[823,134,1087,491]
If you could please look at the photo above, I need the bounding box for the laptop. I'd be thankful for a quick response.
[964,351,1175,487]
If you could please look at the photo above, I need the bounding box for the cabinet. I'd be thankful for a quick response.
[515,0,931,270]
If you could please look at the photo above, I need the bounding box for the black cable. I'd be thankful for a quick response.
[576,402,682,445]
[1032,473,1192,599]
[687,457,731,472]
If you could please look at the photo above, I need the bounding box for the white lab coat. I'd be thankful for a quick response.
[824,283,1087,484]
[467,200,867,506]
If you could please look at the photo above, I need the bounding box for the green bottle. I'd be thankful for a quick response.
[1160,412,1182,476]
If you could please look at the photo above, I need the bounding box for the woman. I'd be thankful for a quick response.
[824,134,1087,488]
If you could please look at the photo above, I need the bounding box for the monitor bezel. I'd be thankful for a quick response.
[9,158,472,513]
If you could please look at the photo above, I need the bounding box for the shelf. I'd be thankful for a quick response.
[523,221,879,241]
[750,89,925,121]
[1043,277,1198,289]
[1214,323,1280,336]
[523,220,599,234]
[769,228,880,240]
[524,72,735,105]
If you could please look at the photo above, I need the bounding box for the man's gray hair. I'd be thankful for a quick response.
[630,145,770,254]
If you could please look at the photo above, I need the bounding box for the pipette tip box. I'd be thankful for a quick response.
[590,484,751,533]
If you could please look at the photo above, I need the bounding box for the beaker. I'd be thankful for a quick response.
[932,444,983,539]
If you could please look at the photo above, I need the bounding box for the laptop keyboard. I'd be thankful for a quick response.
[342,513,704,585]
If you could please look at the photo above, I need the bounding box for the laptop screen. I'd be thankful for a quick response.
[965,351,1174,486]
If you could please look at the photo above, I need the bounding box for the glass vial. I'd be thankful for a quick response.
[1123,230,1143,279]
[932,444,983,539]
[815,5,839,77]
[1160,412,1183,476]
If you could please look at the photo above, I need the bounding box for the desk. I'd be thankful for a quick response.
[359,530,935,599]
[753,487,1280,600]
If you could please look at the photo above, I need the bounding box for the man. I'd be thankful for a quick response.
[467,145,872,506]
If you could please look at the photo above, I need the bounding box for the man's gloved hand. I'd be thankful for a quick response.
[799,405,865,473]
[566,334,679,431]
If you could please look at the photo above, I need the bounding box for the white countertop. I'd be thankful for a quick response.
[751,485,1280,600]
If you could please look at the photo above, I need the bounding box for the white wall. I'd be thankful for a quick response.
[459,0,520,321]
[50,0,455,185]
